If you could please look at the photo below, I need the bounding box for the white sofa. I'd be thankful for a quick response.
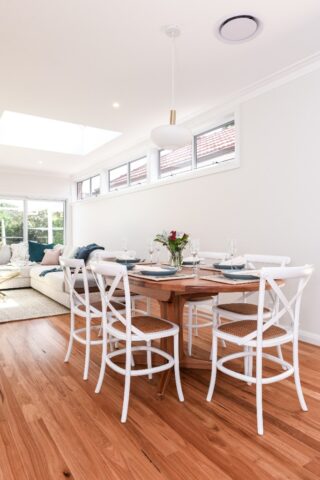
[0,246,104,308]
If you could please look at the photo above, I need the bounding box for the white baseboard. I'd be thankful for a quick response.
[299,330,320,346]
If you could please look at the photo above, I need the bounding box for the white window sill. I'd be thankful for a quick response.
[71,158,240,205]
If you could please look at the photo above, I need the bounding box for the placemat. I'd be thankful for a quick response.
[200,274,260,285]
[128,272,196,282]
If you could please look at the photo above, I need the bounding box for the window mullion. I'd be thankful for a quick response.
[23,199,28,244]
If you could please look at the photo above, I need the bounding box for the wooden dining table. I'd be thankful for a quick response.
[126,267,265,397]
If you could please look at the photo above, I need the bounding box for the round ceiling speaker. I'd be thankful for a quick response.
[218,15,260,43]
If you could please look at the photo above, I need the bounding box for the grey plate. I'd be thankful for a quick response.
[223,271,259,280]
[213,263,245,270]
[116,258,140,265]
[183,260,200,265]
[139,267,178,277]
[125,263,135,270]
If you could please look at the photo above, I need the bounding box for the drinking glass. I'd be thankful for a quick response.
[227,239,237,265]
[148,240,155,263]
[155,243,162,265]
[121,237,128,257]
[189,239,200,275]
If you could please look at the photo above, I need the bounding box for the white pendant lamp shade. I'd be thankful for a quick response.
[151,26,192,151]
[151,123,192,150]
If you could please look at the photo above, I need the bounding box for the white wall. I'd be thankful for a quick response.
[72,67,320,342]
[0,170,72,241]
[0,170,71,199]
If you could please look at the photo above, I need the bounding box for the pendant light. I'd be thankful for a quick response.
[151,26,192,151]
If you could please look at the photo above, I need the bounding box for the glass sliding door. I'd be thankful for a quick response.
[27,200,64,244]
[0,199,24,245]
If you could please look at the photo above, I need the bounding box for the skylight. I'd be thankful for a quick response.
[0,111,122,155]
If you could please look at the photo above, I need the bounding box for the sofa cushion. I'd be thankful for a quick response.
[29,241,54,262]
[0,244,11,264]
[41,248,62,265]
[11,242,28,263]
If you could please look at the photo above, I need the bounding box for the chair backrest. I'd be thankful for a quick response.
[239,265,313,346]
[90,261,147,340]
[59,257,91,312]
[244,254,291,268]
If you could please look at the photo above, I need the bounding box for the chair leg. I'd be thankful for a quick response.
[83,316,91,381]
[244,345,249,377]
[194,306,199,336]
[217,314,226,348]
[206,334,218,402]
[121,341,132,423]
[173,334,184,402]
[276,345,286,370]
[131,353,135,367]
[147,340,152,380]
[187,305,193,356]
[95,323,107,394]
[256,346,263,435]
[64,310,75,363]
[247,347,253,385]
[293,339,308,411]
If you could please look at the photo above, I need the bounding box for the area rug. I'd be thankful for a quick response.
[0,288,69,323]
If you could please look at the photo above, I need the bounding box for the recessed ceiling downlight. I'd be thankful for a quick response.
[218,15,260,43]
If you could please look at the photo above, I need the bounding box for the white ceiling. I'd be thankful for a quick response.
[0,0,320,177]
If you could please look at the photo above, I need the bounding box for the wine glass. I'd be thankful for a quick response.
[148,240,155,263]
[155,243,162,265]
[189,239,200,275]
[227,239,237,265]
[121,237,128,257]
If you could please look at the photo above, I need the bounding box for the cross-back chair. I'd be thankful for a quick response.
[185,251,228,356]
[60,257,125,380]
[207,264,313,435]
[213,254,291,369]
[91,261,184,423]
[92,250,151,314]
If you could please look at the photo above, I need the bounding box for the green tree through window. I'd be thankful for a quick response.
[0,199,24,245]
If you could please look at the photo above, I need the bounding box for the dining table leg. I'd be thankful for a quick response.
[158,295,186,398]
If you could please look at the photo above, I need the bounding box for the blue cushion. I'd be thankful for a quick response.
[75,243,104,263]
[28,241,55,262]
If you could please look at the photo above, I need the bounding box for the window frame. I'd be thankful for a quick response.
[108,163,129,192]
[158,143,194,179]
[128,156,148,186]
[75,113,239,200]
[194,120,236,170]
[77,174,101,200]
[0,196,67,244]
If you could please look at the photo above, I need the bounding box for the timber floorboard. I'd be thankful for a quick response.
[0,311,320,480]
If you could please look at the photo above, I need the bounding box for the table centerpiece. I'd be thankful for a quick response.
[154,230,189,270]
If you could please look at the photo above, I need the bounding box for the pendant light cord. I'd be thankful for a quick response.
[171,34,175,111]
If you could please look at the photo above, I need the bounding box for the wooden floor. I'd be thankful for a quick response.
[1,312,320,480]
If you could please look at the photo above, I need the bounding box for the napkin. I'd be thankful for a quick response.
[135,266,170,272]
[217,256,246,266]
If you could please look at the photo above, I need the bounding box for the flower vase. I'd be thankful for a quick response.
[170,251,183,270]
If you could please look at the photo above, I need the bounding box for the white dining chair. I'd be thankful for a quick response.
[91,261,184,423]
[60,257,125,380]
[93,249,151,314]
[185,251,227,356]
[212,254,291,371]
[207,264,313,435]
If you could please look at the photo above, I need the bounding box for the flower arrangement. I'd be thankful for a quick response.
[154,230,189,269]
